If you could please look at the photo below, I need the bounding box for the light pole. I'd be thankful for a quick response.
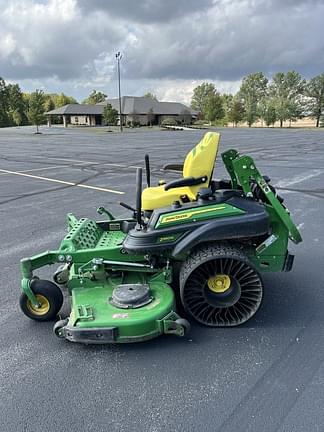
[115,52,123,132]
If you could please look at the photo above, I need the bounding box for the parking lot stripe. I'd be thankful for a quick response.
[276,169,323,188]
[0,168,124,195]
[0,164,77,176]
[38,156,142,169]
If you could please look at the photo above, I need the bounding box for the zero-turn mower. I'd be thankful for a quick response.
[19,132,302,343]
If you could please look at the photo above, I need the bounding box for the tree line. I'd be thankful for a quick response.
[191,71,324,127]
[0,78,120,129]
[1,72,324,129]
[0,77,77,128]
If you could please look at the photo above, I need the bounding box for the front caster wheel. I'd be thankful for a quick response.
[19,279,63,322]
[53,264,69,285]
[175,318,191,336]
[180,244,263,327]
[53,318,68,338]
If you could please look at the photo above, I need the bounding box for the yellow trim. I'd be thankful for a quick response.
[161,206,226,224]
[207,275,231,293]
[27,294,50,316]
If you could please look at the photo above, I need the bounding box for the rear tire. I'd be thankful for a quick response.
[180,244,263,327]
[19,279,63,322]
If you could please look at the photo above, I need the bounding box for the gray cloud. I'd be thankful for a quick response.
[122,0,324,81]
[0,0,323,101]
[0,0,127,81]
[78,0,214,23]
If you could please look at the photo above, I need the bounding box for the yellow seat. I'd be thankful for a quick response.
[142,132,220,211]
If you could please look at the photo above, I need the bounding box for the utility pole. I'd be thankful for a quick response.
[116,52,123,132]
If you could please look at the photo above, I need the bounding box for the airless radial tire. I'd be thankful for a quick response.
[180,244,263,326]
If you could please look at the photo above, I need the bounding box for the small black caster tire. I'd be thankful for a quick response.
[19,279,63,322]
[175,318,191,336]
[53,265,69,285]
[53,318,68,338]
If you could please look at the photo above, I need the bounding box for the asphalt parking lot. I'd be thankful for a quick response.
[0,125,324,432]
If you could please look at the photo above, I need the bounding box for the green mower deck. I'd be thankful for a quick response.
[58,273,183,343]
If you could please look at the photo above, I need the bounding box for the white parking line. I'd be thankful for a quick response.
[47,157,98,164]
[0,164,76,176]
[0,168,124,195]
[35,156,142,169]
[276,170,323,188]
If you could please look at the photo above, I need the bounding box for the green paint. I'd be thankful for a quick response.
[248,203,290,272]
[221,149,239,189]
[19,142,302,343]
[68,268,176,343]
[232,155,302,244]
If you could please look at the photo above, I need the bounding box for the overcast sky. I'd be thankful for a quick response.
[1,0,323,104]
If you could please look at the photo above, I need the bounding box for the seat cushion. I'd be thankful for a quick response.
[141,132,221,211]
[142,185,196,211]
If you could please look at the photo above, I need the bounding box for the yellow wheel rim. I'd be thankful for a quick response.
[207,274,231,293]
[27,294,50,316]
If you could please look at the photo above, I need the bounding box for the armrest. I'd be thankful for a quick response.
[162,163,184,172]
[164,176,207,191]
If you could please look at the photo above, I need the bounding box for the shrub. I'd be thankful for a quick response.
[161,117,178,126]
[211,118,228,127]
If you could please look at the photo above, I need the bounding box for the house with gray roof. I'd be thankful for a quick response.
[46,96,196,127]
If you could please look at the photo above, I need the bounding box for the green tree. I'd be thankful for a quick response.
[27,90,46,133]
[143,92,158,101]
[83,90,107,104]
[239,72,268,127]
[305,73,324,127]
[227,97,245,127]
[221,93,234,117]
[12,110,23,126]
[102,103,118,126]
[23,92,31,104]
[52,92,77,108]
[262,100,277,127]
[191,82,217,116]
[0,77,10,127]
[7,83,27,126]
[204,92,225,123]
[44,97,55,113]
[269,71,305,127]
[257,97,268,127]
